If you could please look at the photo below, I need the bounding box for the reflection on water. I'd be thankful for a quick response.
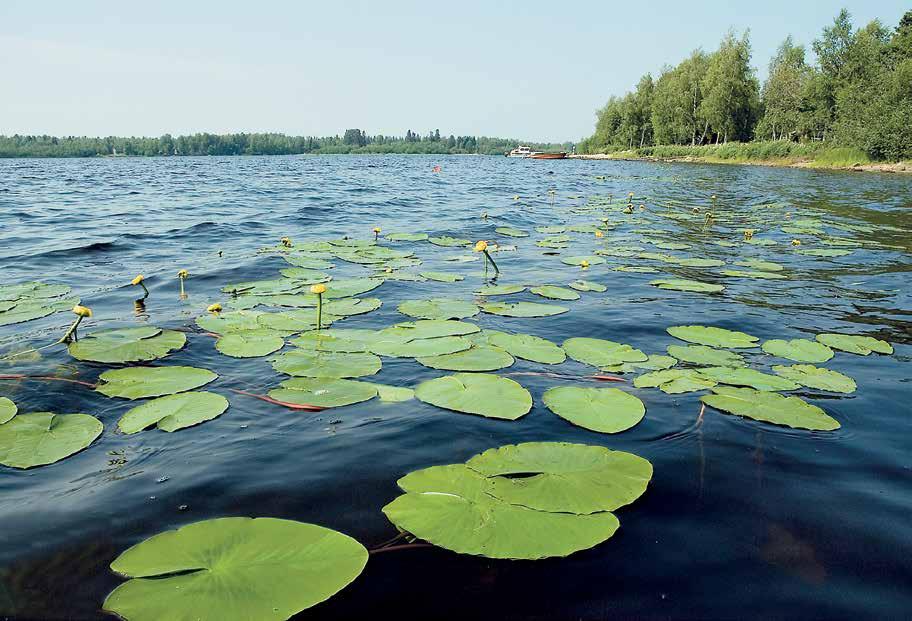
[0,155,910,619]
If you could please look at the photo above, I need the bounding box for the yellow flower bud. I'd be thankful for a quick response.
[207,303,222,313]
[743,229,754,240]
[177,269,189,279]
[280,237,292,248]
[513,195,520,200]
[595,230,604,238]
[373,227,381,233]
[310,283,327,295]
[711,195,717,200]
[131,274,144,286]
[791,239,801,246]
[72,304,92,318]
[580,260,590,269]
[474,240,488,253]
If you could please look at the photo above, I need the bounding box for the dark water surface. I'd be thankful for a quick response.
[0,155,910,620]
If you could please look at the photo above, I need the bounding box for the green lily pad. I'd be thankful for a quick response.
[322,297,382,317]
[428,236,471,247]
[474,284,526,296]
[371,336,472,358]
[530,285,580,301]
[382,320,481,340]
[279,267,333,282]
[97,366,218,400]
[815,333,893,355]
[734,259,784,272]
[118,392,229,434]
[568,280,607,292]
[561,256,606,266]
[103,517,368,621]
[675,258,727,267]
[216,332,285,358]
[536,226,566,233]
[398,298,479,320]
[650,279,724,293]
[417,346,514,372]
[701,386,840,431]
[666,345,746,367]
[633,369,717,394]
[720,269,787,280]
[420,272,464,283]
[197,310,264,333]
[697,367,801,391]
[543,387,645,433]
[563,337,647,368]
[480,302,569,318]
[614,265,660,273]
[601,354,678,373]
[467,442,652,514]
[386,232,428,241]
[0,412,102,469]
[282,255,335,269]
[772,364,856,393]
[415,373,531,419]
[382,464,619,559]
[256,311,332,332]
[487,332,566,364]
[796,248,852,258]
[291,329,379,353]
[667,325,759,348]
[371,384,416,402]
[0,397,16,424]
[69,328,186,363]
[761,339,834,363]
[269,378,378,408]
[272,350,381,378]
[495,227,529,237]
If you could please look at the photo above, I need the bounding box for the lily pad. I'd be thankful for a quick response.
[495,227,529,237]
[667,325,759,349]
[428,236,471,247]
[734,259,783,272]
[816,333,893,355]
[415,373,531,419]
[282,255,335,269]
[216,332,285,358]
[487,332,566,364]
[197,310,264,334]
[467,442,652,514]
[371,384,416,402]
[69,328,186,363]
[797,248,852,258]
[474,284,526,296]
[762,339,834,363]
[633,369,717,394]
[720,269,787,280]
[560,256,606,266]
[543,387,645,433]
[564,337,647,368]
[103,517,368,621]
[371,336,472,358]
[269,378,378,408]
[97,366,218,399]
[291,329,379,353]
[118,392,229,434]
[480,302,569,318]
[701,386,840,431]
[530,285,580,301]
[666,344,745,367]
[601,354,678,373]
[272,350,381,378]
[417,346,514,372]
[398,298,479,320]
[650,279,724,293]
[697,367,801,391]
[279,267,332,282]
[386,232,428,242]
[772,364,856,393]
[382,320,480,341]
[0,397,16,424]
[568,280,607,292]
[0,412,102,468]
[420,272,464,283]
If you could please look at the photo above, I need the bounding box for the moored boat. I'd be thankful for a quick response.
[507,146,533,158]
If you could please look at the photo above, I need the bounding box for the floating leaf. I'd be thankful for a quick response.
[650,279,724,293]
[734,259,783,272]
[772,365,856,393]
[568,280,607,292]
[419,271,464,283]
[467,442,652,514]
[796,248,852,258]
[564,337,647,368]
[97,366,217,400]
[282,255,335,269]
[614,265,659,273]
[383,464,619,559]
[291,329,379,353]
[667,325,759,348]
[428,236,471,247]
[381,320,480,340]
[675,258,726,268]
[474,284,526,296]
[720,269,787,280]
[118,392,229,434]
[415,373,531,419]
[371,336,472,358]
[386,232,428,242]
[417,346,514,372]
[761,339,834,363]
[103,517,368,621]
[371,384,416,402]
[398,298,479,320]
[272,350,381,378]
[652,241,691,250]
[0,412,102,469]
[269,378,378,408]
[197,310,264,334]
[480,301,569,318]
[701,386,839,431]
[601,354,678,373]
[495,227,529,238]
[697,366,801,391]
[543,387,644,433]
[322,297,382,317]
[69,328,186,363]
[561,256,606,266]
[633,369,716,394]
[487,332,566,364]
[666,344,746,367]
[279,267,332,282]
[536,226,566,234]
[530,285,580,301]
[816,333,893,355]
[0,397,16,424]
[216,332,285,358]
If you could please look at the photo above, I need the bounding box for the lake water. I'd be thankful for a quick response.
[0,154,910,620]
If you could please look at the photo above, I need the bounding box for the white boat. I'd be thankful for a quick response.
[507,145,534,158]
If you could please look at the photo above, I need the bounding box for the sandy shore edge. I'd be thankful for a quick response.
[569,153,912,174]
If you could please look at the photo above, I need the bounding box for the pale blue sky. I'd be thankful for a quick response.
[1,1,907,141]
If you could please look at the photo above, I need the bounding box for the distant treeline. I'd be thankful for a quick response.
[579,9,912,161]
[0,130,571,158]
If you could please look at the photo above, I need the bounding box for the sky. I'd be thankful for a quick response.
[1,1,908,142]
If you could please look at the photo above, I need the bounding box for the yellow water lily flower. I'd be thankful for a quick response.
[580,260,590,269]
[207,303,222,313]
[131,274,144,286]
[280,237,292,248]
[72,304,92,318]
[474,241,488,253]
[743,229,755,240]
[791,239,801,246]
[177,269,189,279]
[310,283,327,295]
[373,227,381,233]
[595,230,604,238]
[513,195,520,200]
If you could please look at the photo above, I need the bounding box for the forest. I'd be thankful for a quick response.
[578,10,912,162]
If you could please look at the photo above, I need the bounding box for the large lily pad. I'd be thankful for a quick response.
[0,412,102,469]
[697,367,800,391]
[272,350,381,378]
[398,298,479,320]
[467,442,653,514]
[381,320,480,341]
[118,392,229,434]
[474,284,526,296]
[69,328,186,363]
[543,387,645,433]
[530,285,580,301]
[564,337,647,368]
[417,346,514,372]
[383,464,619,559]
[480,302,569,318]
[816,333,893,355]
[650,279,724,293]
[103,517,368,621]
[761,339,834,363]
[216,332,285,358]
[568,280,607,292]
[633,369,717,394]
[487,332,566,364]
[701,386,840,431]
[0,397,16,424]
[495,226,528,237]
[667,325,759,348]
[420,272,464,283]
[370,336,472,358]
[386,232,428,242]
[415,373,531,419]
[269,378,378,408]
[666,344,746,367]
[97,366,218,400]
[721,269,787,280]
[428,236,471,247]
[291,329,380,353]
[197,310,264,334]
[772,364,857,393]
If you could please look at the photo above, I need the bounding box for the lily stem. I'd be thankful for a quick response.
[483,249,499,275]
[315,292,323,331]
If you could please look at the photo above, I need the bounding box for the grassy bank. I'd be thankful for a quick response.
[575,141,911,173]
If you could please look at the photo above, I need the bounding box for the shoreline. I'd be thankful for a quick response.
[569,152,912,174]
